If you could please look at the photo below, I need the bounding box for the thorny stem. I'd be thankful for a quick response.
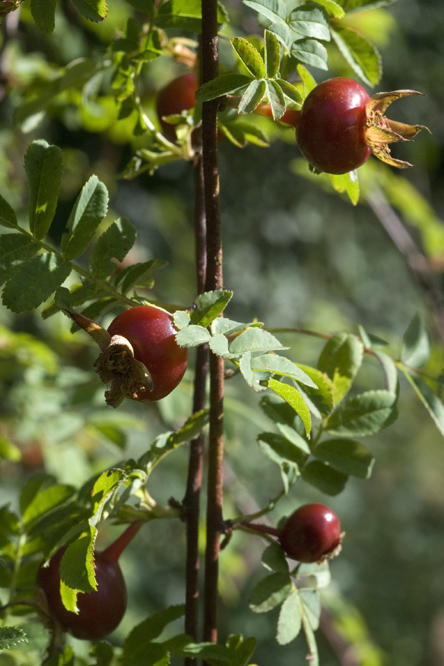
[183,133,208,666]
[201,0,225,649]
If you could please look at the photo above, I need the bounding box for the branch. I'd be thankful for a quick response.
[201,0,225,649]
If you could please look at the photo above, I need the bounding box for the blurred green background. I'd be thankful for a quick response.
[1,0,444,664]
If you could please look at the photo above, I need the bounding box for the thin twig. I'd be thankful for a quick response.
[367,186,444,343]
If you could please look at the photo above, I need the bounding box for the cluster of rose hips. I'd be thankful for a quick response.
[37,503,341,639]
[156,71,427,174]
[37,65,427,640]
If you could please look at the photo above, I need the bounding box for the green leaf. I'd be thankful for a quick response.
[89,217,137,279]
[276,79,303,106]
[289,5,330,41]
[123,606,185,662]
[0,234,40,286]
[59,533,97,605]
[300,588,321,630]
[330,25,382,87]
[277,592,302,644]
[22,482,75,528]
[156,0,227,31]
[2,254,71,312]
[191,290,233,326]
[260,393,310,451]
[326,390,398,436]
[318,333,364,404]
[301,460,348,495]
[262,542,290,574]
[402,371,444,437]
[248,572,292,613]
[291,38,328,70]
[295,364,335,415]
[176,325,211,347]
[0,194,18,229]
[229,328,283,354]
[373,350,399,394]
[0,437,21,462]
[240,351,268,391]
[0,626,28,650]
[220,117,270,148]
[124,0,156,11]
[265,79,286,119]
[329,170,360,205]
[238,79,267,115]
[312,0,344,17]
[243,0,287,24]
[297,64,317,94]
[267,379,311,437]
[251,354,318,388]
[400,313,431,369]
[232,37,266,78]
[171,639,236,663]
[313,438,374,478]
[62,175,109,261]
[90,642,115,666]
[257,432,307,466]
[195,74,252,102]
[30,0,57,33]
[70,0,108,22]
[114,259,168,294]
[338,0,395,13]
[265,29,281,78]
[24,140,63,240]
[211,318,262,336]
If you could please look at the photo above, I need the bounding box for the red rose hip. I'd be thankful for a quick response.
[38,549,127,640]
[297,77,372,174]
[106,305,188,403]
[156,72,198,141]
[278,503,341,563]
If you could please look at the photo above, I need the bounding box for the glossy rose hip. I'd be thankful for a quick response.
[37,548,127,640]
[279,503,341,563]
[107,305,188,402]
[297,77,372,174]
[156,72,197,141]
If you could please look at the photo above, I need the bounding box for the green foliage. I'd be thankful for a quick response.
[0,0,441,665]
